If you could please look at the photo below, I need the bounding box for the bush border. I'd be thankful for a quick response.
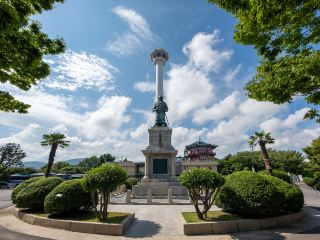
[182,210,305,235]
[13,207,135,236]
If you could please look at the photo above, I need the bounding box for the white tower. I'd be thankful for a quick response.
[151,49,169,100]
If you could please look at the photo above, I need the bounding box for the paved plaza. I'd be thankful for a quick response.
[0,183,319,239]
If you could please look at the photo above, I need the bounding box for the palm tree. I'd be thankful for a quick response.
[248,131,275,175]
[41,133,70,177]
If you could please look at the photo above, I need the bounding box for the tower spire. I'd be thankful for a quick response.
[151,49,169,127]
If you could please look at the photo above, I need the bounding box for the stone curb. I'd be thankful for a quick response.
[183,210,305,235]
[13,208,135,236]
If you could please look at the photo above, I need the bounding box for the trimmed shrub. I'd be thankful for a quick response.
[11,177,43,203]
[15,177,64,210]
[259,169,292,183]
[217,171,284,218]
[44,179,94,213]
[82,163,127,220]
[179,168,225,220]
[125,177,138,190]
[262,174,304,212]
[304,177,316,187]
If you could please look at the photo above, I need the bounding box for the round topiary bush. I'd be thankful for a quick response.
[259,169,292,183]
[217,171,284,218]
[44,179,94,213]
[125,177,138,190]
[262,174,304,212]
[11,177,43,203]
[304,177,316,187]
[15,177,64,210]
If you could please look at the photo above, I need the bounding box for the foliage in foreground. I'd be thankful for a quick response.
[11,177,43,203]
[0,0,66,113]
[216,171,284,218]
[44,179,94,213]
[209,0,320,123]
[178,168,225,220]
[15,177,63,210]
[82,163,127,220]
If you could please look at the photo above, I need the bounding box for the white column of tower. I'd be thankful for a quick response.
[155,60,164,100]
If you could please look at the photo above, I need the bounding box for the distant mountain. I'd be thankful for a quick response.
[64,158,84,165]
[23,161,46,169]
[22,158,84,169]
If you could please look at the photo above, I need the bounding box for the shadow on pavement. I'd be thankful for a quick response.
[0,226,53,240]
[231,231,286,240]
[124,219,161,237]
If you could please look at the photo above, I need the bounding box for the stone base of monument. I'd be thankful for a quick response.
[132,178,187,197]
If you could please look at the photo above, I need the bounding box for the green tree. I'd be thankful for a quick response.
[303,137,320,173]
[268,150,304,174]
[209,0,320,122]
[248,131,275,175]
[0,143,26,174]
[82,164,127,220]
[178,168,225,220]
[78,153,116,171]
[41,133,70,177]
[0,0,66,113]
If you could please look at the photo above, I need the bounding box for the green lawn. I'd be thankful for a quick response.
[182,210,241,223]
[32,211,130,224]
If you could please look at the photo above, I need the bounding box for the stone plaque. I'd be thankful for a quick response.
[153,159,168,174]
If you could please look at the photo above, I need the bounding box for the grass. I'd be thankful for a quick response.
[182,210,241,223]
[29,211,130,224]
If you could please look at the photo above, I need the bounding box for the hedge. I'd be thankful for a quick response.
[44,179,94,213]
[217,171,284,218]
[125,177,138,190]
[262,174,304,212]
[15,177,64,210]
[304,177,316,187]
[259,169,292,183]
[11,177,43,203]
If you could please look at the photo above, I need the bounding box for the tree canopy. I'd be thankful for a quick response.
[0,0,65,113]
[303,137,320,173]
[209,0,320,122]
[0,143,26,173]
[78,154,115,170]
[219,149,305,175]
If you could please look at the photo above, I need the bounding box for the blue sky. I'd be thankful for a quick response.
[0,0,319,162]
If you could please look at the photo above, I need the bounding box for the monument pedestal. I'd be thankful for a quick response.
[132,127,187,197]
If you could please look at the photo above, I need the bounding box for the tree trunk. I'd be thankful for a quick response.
[259,142,273,175]
[194,201,204,220]
[45,143,58,177]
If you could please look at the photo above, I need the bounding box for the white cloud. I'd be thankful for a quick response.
[106,6,155,57]
[182,30,233,73]
[44,50,118,91]
[260,108,310,133]
[166,65,214,123]
[80,96,132,139]
[193,91,240,124]
[164,30,233,123]
[207,99,284,156]
[134,81,155,93]
[224,64,242,84]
